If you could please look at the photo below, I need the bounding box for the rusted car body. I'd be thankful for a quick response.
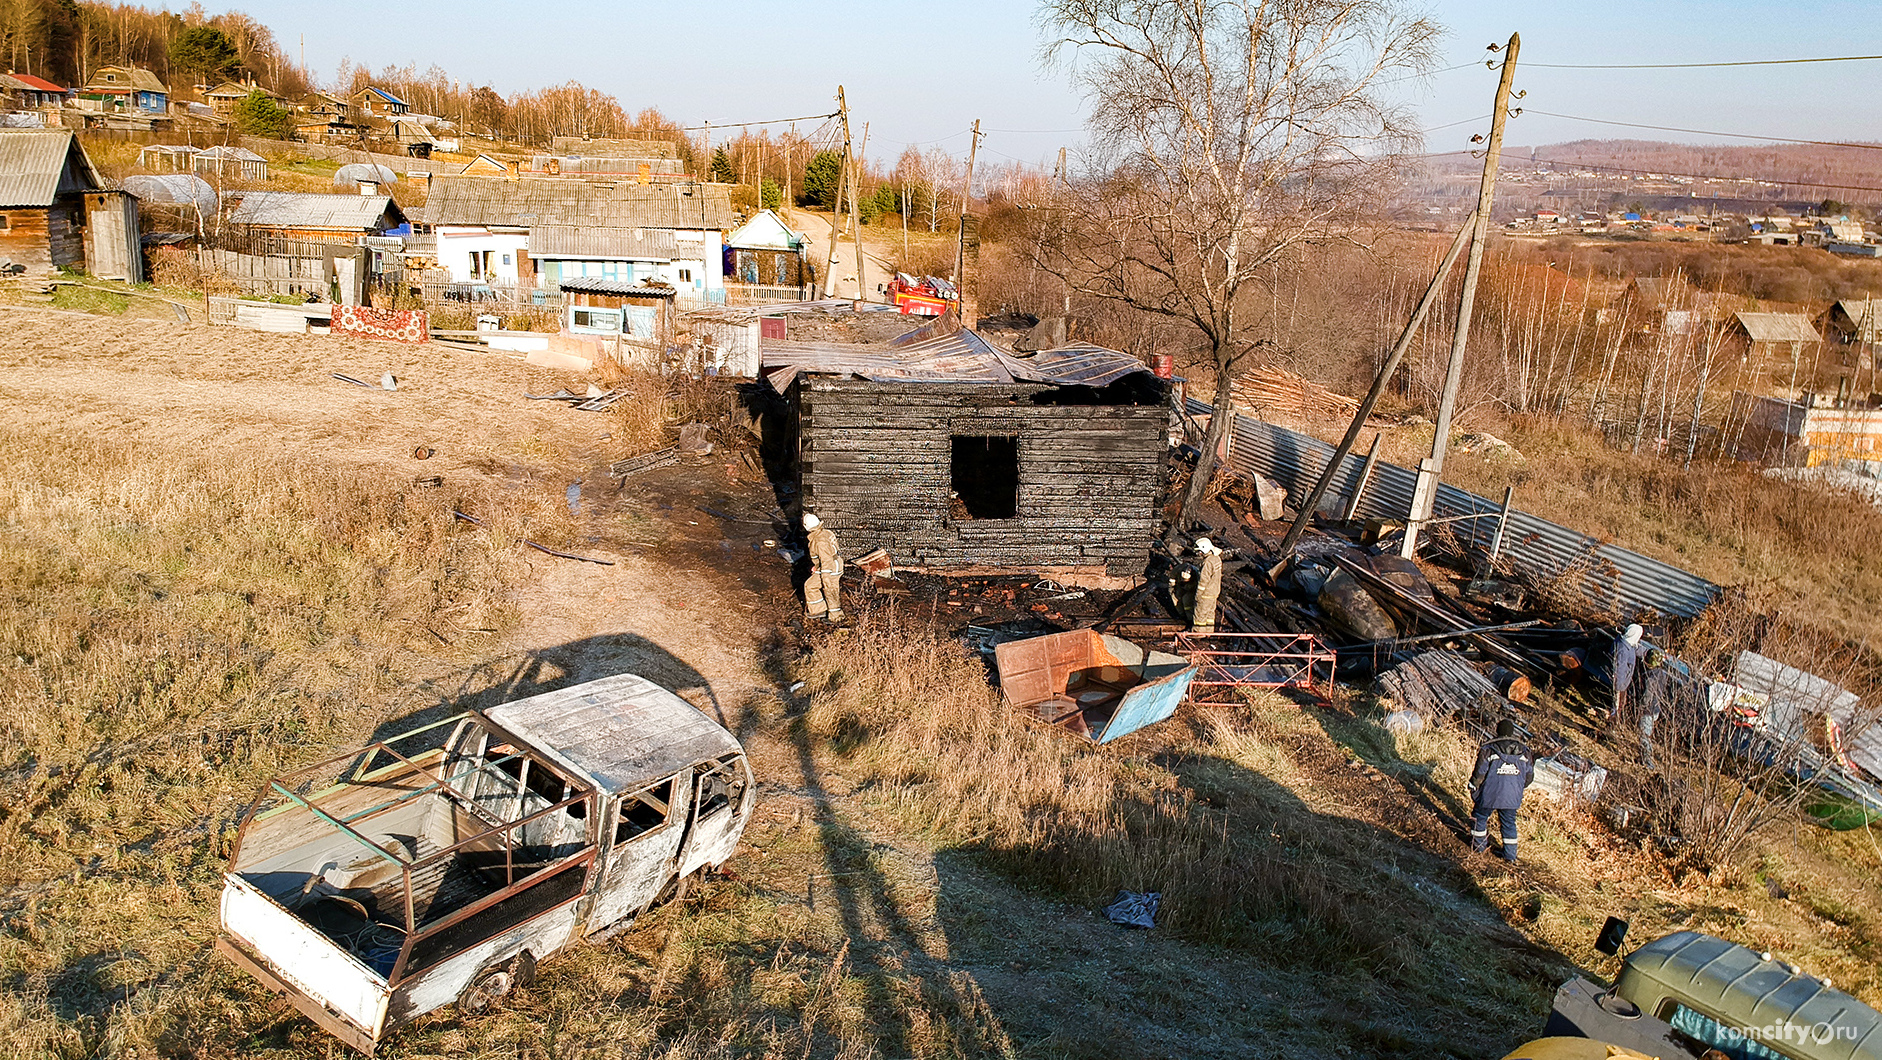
[217,674,754,1052]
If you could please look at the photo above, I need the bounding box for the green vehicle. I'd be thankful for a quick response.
[1545,929,1882,1060]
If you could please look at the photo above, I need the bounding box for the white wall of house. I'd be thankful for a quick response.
[434,227,529,283]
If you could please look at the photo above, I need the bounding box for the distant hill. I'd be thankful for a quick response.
[1412,138,1882,215]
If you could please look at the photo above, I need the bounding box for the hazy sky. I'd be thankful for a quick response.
[230,0,1882,166]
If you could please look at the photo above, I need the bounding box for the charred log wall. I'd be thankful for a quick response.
[798,376,1167,575]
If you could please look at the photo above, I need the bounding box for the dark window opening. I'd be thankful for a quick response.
[615,778,674,842]
[950,435,1019,519]
[695,757,747,821]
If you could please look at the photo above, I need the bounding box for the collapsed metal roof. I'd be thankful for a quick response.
[762,316,1153,393]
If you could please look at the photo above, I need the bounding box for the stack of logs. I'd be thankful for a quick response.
[1231,366,1362,420]
[1376,650,1533,720]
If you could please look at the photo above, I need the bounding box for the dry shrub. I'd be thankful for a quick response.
[146,246,240,296]
[0,428,518,1055]
[796,613,1426,970]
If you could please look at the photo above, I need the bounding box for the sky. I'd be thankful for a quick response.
[227,0,1882,167]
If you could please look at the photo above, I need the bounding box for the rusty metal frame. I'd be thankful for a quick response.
[1173,632,1336,704]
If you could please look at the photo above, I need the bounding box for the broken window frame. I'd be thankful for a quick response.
[693,754,747,824]
[614,777,676,844]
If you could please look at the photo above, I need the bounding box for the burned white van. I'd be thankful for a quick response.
[218,673,754,1052]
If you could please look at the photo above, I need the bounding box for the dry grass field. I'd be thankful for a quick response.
[1,303,1878,1059]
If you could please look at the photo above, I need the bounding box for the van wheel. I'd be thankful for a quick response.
[458,951,533,1017]
[457,968,513,1016]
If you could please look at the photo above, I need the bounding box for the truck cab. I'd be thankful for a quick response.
[1546,931,1882,1060]
[217,673,755,1053]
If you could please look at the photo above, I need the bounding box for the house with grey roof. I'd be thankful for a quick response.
[419,175,733,301]
[0,129,139,280]
[227,190,406,244]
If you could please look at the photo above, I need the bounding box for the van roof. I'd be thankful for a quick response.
[1621,931,1882,1060]
[483,673,741,794]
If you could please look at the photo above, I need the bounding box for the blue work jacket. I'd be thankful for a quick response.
[1471,737,1535,810]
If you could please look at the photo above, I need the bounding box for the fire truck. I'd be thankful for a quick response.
[884,273,958,315]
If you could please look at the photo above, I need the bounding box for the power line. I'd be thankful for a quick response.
[683,111,837,131]
[1527,109,1882,151]
[1525,53,1882,70]
[1528,156,1882,194]
[1424,113,1491,134]
[1379,60,1484,86]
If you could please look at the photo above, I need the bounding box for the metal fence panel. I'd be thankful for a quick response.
[1189,400,1722,621]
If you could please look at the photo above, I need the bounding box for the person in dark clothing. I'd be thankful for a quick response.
[1609,623,1645,723]
[1469,718,1535,863]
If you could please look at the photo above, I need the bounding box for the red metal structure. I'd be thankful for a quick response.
[1172,632,1336,704]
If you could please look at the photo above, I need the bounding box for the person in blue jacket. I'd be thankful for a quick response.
[1469,718,1535,863]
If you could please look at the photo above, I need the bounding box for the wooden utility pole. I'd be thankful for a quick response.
[1402,33,1520,560]
[850,121,869,300]
[1272,210,1479,562]
[826,87,849,299]
[953,119,982,320]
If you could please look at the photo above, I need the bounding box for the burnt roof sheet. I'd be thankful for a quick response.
[762,318,1151,392]
[484,673,742,794]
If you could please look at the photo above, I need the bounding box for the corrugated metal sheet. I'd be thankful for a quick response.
[0,129,93,207]
[229,191,401,230]
[529,224,686,260]
[1735,311,1819,344]
[1192,399,1723,620]
[558,275,677,297]
[484,673,741,794]
[1000,344,1150,387]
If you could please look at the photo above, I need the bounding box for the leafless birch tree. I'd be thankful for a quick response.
[1032,0,1439,523]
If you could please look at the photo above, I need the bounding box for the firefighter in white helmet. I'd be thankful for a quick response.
[801,512,845,622]
[1190,537,1223,634]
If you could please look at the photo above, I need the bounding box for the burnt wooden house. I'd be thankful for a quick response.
[763,318,1167,579]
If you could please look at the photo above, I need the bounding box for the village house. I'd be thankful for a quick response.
[1728,311,1822,376]
[226,190,406,246]
[291,92,363,143]
[1819,298,1882,352]
[460,154,510,176]
[75,66,168,114]
[1613,275,1698,334]
[0,129,141,281]
[1,73,69,111]
[202,80,281,115]
[723,208,810,299]
[418,175,733,301]
[1731,390,1882,469]
[762,316,1167,581]
[352,86,408,118]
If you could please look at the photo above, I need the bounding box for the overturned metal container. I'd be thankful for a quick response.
[994,629,1197,743]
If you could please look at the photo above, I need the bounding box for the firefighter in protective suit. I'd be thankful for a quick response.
[801,512,844,622]
[1188,538,1224,634]
[1468,718,1535,863]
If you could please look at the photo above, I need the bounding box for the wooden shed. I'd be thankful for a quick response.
[0,129,140,281]
[763,317,1168,580]
[560,275,677,344]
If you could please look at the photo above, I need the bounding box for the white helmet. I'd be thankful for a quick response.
[1194,537,1216,554]
[802,512,821,530]
[1623,624,1643,646]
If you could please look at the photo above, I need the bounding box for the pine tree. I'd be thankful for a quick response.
[710,147,735,184]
